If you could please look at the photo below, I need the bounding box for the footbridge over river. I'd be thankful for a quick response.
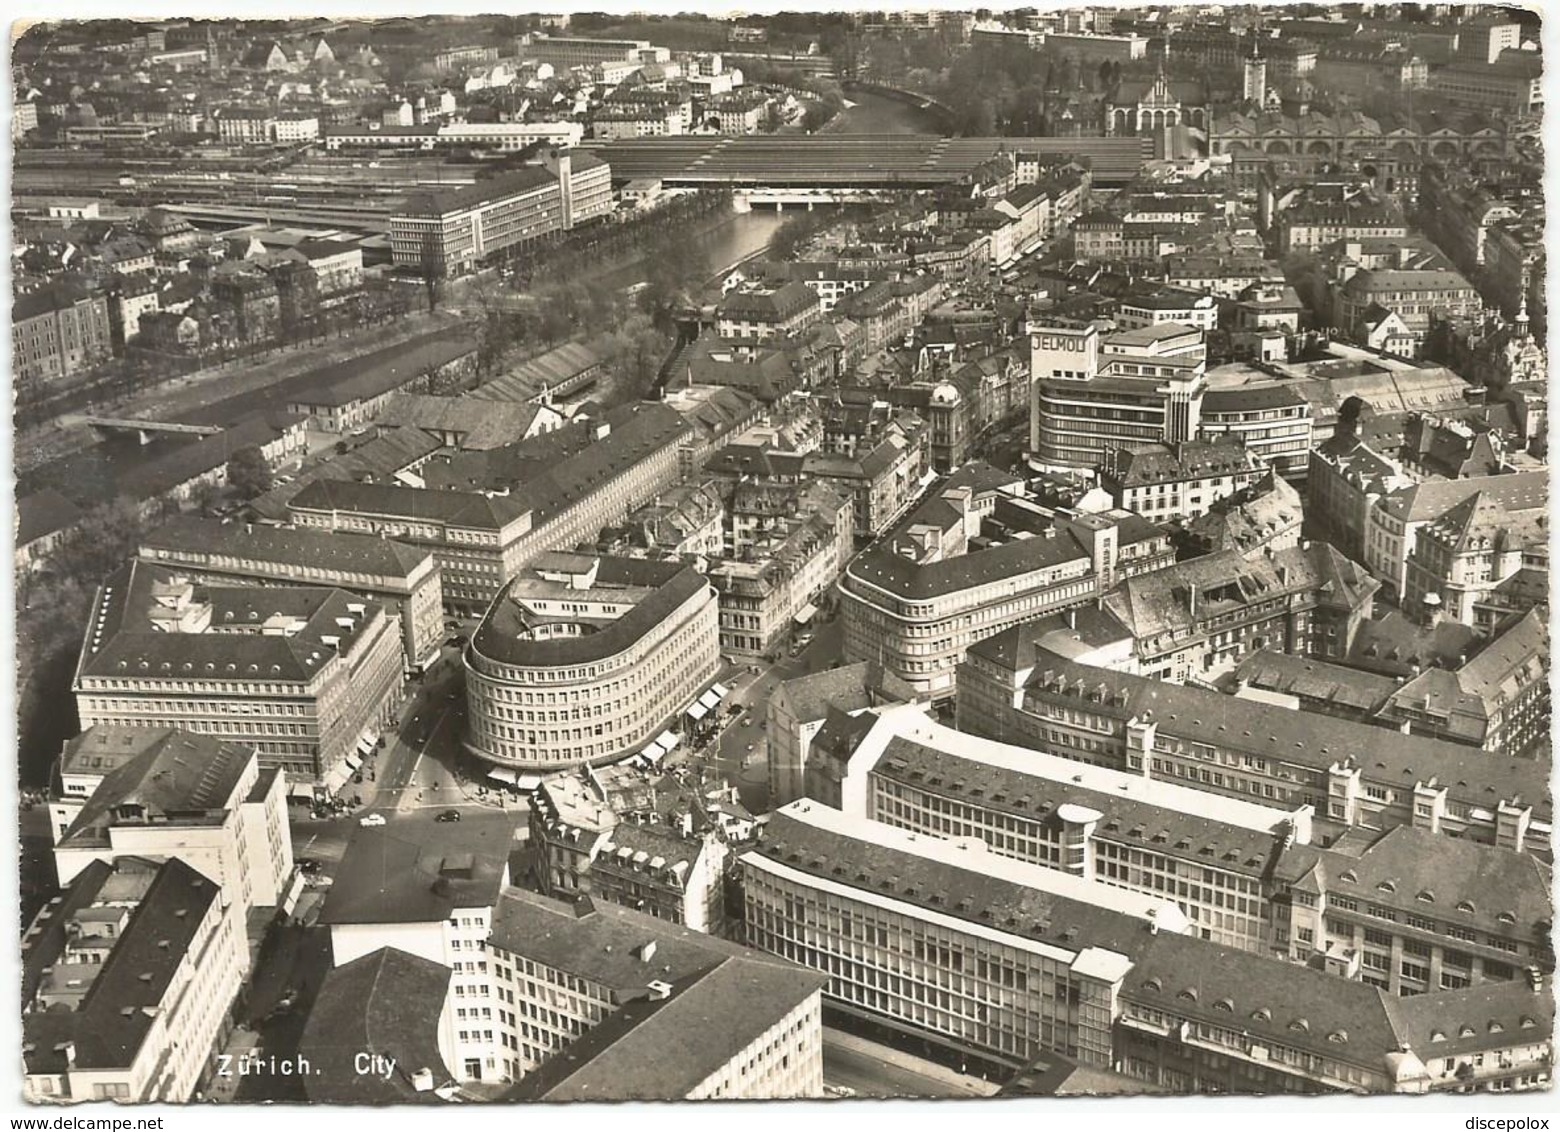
[76,416,226,444]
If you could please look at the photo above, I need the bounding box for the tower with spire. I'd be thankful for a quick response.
[1242,41,1267,104]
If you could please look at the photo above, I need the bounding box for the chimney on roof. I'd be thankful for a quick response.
[636,940,658,964]
[647,979,673,1001]
[1527,968,1544,993]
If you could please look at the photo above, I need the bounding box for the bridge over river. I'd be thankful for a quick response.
[583,134,1152,190]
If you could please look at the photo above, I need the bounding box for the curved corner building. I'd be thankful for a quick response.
[464,552,720,771]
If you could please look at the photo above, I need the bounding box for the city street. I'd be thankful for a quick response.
[823,1028,1002,1099]
[682,605,847,812]
[290,632,525,878]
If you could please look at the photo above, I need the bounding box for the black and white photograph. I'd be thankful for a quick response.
[9,3,1555,1112]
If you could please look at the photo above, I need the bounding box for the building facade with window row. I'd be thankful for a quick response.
[463,554,720,772]
[137,515,445,673]
[955,635,1551,857]
[72,562,405,787]
[742,802,1189,1070]
[840,463,1175,701]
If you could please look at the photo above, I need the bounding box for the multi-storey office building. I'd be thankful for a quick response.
[22,858,247,1103]
[137,515,445,673]
[391,168,561,279]
[743,801,1190,1068]
[388,152,606,280]
[1029,321,1208,472]
[956,637,1552,857]
[464,554,719,772]
[485,888,824,1094]
[839,463,1175,701]
[434,44,499,69]
[49,725,293,913]
[806,707,1313,953]
[808,707,1549,981]
[510,955,825,1101]
[1198,384,1314,481]
[746,800,1552,1094]
[742,795,1547,1097]
[320,819,511,1084]
[72,563,405,788]
[292,402,691,613]
[288,480,534,614]
[519,33,647,69]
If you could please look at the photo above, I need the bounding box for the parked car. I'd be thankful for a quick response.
[297,858,323,875]
[359,813,387,828]
[435,809,462,823]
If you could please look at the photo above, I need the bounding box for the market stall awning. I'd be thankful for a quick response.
[710,682,730,700]
[794,602,818,626]
[655,731,680,753]
[516,774,543,791]
[345,751,364,771]
[698,689,721,711]
[321,762,352,794]
[686,700,710,721]
[488,767,519,786]
[288,781,316,801]
[356,735,376,756]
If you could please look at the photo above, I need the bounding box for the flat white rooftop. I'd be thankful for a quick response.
[772,799,1191,935]
[862,709,1312,840]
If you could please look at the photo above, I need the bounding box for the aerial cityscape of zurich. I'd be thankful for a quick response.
[10,4,1553,1112]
